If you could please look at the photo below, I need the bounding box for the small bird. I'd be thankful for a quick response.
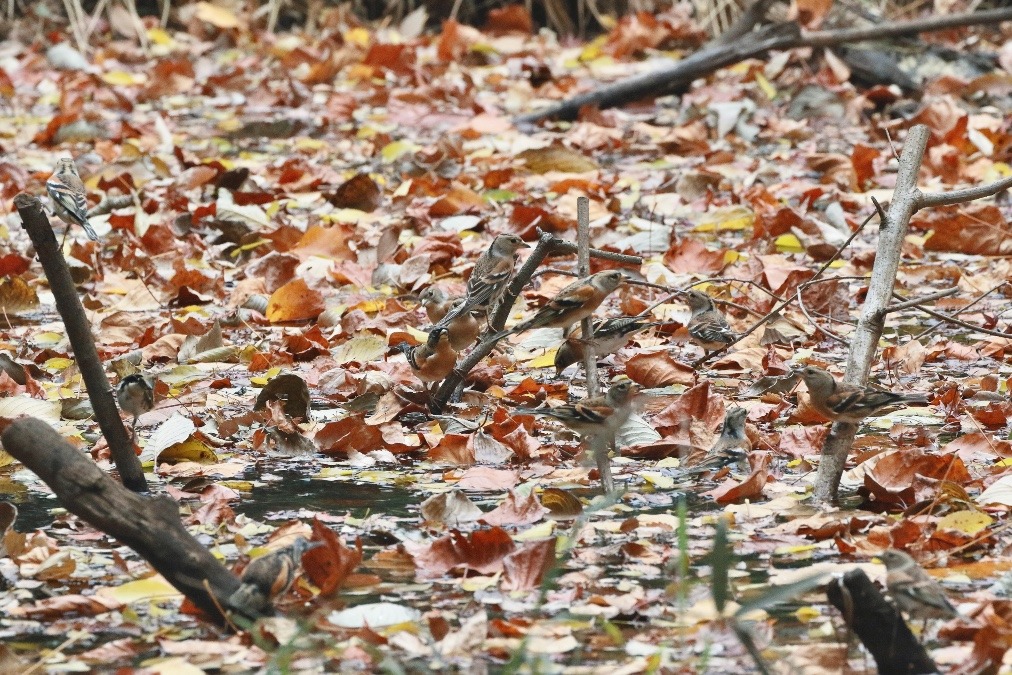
[686,407,752,475]
[501,270,626,338]
[798,366,930,423]
[440,233,529,325]
[395,327,458,386]
[117,373,156,439]
[46,158,100,242]
[228,536,320,617]
[516,380,641,444]
[419,287,480,350]
[419,286,454,323]
[684,289,737,355]
[516,380,640,491]
[554,316,659,376]
[880,549,959,623]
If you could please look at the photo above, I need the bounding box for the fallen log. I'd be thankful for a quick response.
[1,418,246,624]
[516,7,1012,124]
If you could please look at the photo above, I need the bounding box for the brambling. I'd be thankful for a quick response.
[117,373,156,438]
[554,316,658,376]
[798,366,930,423]
[47,158,99,242]
[395,327,457,384]
[440,233,529,324]
[516,380,640,443]
[689,407,752,474]
[419,287,480,350]
[228,537,321,616]
[684,289,737,355]
[879,549,959,622]
[501,270,625,338]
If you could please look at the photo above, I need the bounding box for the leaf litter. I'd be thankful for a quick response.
[0,3,1011,673]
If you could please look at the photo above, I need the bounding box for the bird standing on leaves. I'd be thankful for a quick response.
[439,234,529,325]
[228,536,319,617]
[516,380,640,491]
[117,373,156,439]
[689,407,752,474]
[684,289,737,355]
[396,327,458,386]
[798,366,930,423]
[499,270,625,339]
[554,316,658,376]
[880,549,959,623]
[47,158,100,242]
[515,380,641,441]
[419,287,480,350]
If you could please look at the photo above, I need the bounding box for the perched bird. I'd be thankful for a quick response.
[798,366,930,423]
[687,407,752,475]
[419,286,454,323]
[554,316,659,376]
[117,373,156,439]
[501,270,626,338]
[228,536,320,617]
[46,158,99,242]
[880,549,959,623]
[419,287,480,350]
[684,289,737,355]
[440,233,529,325]
[395,327,457,385]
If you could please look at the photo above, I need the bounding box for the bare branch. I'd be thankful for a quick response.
[880,287,959,315]
[892,292,1012,340]
[915,174,1012,211]
[576,197,600,399]
[813,125,931,504]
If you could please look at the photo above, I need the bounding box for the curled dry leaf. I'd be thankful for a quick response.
[481,490,546,527]
[502,538,556,591]
[408,527,517,579]
[304,519,363,596]
[420,490,483,527]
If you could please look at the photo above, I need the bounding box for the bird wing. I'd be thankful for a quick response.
[47,176,90,226]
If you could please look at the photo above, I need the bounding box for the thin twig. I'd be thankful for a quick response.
[891,292,1012,340]
[795,287,850,344]
[913,282,1009,339]
[915,174,1012,211]
[552,240,642,265]
[880,287,959,315]
[576,196,600,398]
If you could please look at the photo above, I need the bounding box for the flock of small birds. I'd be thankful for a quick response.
[45,157,958,627]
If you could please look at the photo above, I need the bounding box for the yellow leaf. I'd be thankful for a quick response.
[527,349,558,369]
[157,438,218,465]
[43,357,75,372]
[755,73,777,99]
[937,510,992,536]
[775,233,805,253]
[794,605,821,622]
[251,366,283,387]
[692,206,754,232]
[344,27,371,46]
[98,575,182,604]
[381,140,419,163]
[101,71,145,86]
[640,471,675,489]
[147,27,174,46]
